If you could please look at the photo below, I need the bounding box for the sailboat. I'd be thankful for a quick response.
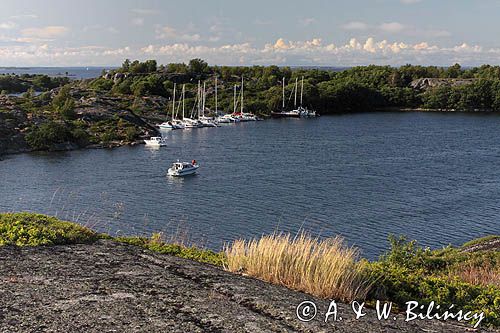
[172,84,186,129]
[198,81,218,127]
[159,83,181,129]
[215,77,232,124]
[183,81,204,128]
[231,77,256,121]
[271,76,318,118]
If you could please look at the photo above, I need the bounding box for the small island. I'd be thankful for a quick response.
[3,60,500,155]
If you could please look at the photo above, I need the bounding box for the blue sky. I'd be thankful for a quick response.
[1,0,500,66]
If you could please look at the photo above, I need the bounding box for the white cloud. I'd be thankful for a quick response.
[379,22,406,33]
[0,21,17,30]
[9,14,38,20]
[342,21,369,30]
[155,25,200,42]
[21,26,69,39]
[0,37,496,67]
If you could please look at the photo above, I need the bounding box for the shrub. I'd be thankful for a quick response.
[25,121,73,150]
[367,235,500,327]
[0,212,98,246]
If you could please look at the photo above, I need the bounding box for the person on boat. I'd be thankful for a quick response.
[192,159,196,165]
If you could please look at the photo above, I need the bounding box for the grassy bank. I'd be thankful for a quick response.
[1,212,498,327]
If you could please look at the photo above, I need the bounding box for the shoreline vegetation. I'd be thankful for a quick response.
[4,60,500,155]
[1,212,498,327]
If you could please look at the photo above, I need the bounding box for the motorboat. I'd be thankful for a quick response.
[144,136,167,147]
[167,160,199,177]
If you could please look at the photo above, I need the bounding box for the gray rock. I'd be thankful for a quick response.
[0,240,495,333]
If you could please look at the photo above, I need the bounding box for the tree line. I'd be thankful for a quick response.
[78,59,500,114]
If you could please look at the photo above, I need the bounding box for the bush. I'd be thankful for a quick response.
[0,213,98,246]
[26,121,73,150]
[367,236,500,327]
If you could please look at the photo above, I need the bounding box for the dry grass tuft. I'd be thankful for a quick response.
[451,263,500,287]
[224,232,372,302]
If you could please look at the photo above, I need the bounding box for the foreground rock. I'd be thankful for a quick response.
[0,240,495,332]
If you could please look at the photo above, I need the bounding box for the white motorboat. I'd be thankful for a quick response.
[144,136,167,147]
[167,160,199,177]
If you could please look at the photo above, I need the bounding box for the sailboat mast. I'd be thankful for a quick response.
[202,81,206,117]
[233,85,236,114]
[300,76,304,106]
[282,77,285,109]
[240,76,244,114]
[294,77,298,107]
[215,76,218,114]
[197,80,201,118]
[172,83,176,120]
[182,84,185,120]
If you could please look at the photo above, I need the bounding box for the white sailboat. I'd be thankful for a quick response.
[159,83,181,130]
[184,81,203,128]
[172,84,186,129]
[199,81,218,127]
[215,76,231,124]
[271,76,317,118]
[237,77,257,121]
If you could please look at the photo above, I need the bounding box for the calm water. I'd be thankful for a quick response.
[0,67,113,79]
[1,113,499,259]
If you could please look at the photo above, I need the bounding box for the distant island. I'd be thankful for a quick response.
[2,59,500,155]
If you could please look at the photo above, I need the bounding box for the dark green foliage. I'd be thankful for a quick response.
[366,235,500,327]
[89,77,113,91]
[25,121,73,150]
[0,213,98,246]
[90,59,500,114]
[0,74,68,93]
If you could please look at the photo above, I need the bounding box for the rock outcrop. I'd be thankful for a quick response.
[0,240,495,333]
[410,78,476,90]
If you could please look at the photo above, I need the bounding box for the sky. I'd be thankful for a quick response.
[1,0,500,67]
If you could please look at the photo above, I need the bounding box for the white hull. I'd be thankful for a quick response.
[144,137,167,147]
[167,164,199,177]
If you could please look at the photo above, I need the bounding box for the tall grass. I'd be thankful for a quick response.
[224,232,371,302]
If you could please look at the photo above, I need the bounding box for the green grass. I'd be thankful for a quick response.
[0,212,225,266]
[0,212,98,246]
[116,233,226,266]
[462,235,500,248]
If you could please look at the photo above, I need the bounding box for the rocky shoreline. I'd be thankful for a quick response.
[0,240,496,333]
